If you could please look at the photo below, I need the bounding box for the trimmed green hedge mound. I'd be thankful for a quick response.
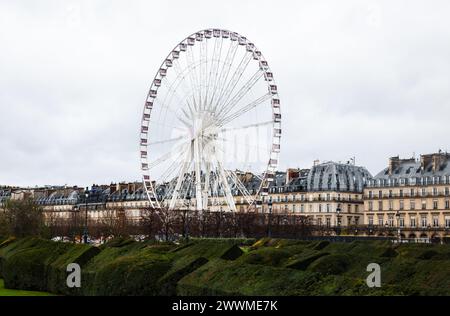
[0,237,449,296]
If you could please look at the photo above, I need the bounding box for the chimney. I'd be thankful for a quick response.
[420,154,433,172]
[286,168,300,184]
[431,152,449,172]
[110,183,116,194]
[388,156,400,175]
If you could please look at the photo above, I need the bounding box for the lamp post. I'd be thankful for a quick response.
[395,210,401,243]
[336,206,342,236]
[83,187,89,244]
[268,200,273,238]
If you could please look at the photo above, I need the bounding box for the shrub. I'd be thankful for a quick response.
[90,251,173,296]
[284,252,329,270]
[308,254,351,275]
[177,259,321,296]
[2,239,72,291]
[47,244,101,295]
[239,248,291,267]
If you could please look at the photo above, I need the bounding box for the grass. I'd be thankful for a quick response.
[0,279,54,296]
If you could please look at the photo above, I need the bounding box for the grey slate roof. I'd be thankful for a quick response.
[306,161,372,193]
[370,154,450,187]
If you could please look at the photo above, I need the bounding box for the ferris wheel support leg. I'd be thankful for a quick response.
[193,136,203,212]
[202,159,211,210]
[217,160,236,212]
[169,146,192,210]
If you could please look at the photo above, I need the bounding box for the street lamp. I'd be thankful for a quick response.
[336,206,342,236]
[267,200,273,238]
[395,210,401,243]
[83,187,89,244]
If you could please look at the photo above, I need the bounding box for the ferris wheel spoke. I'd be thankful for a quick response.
[205,37,223,111]
[200,38,208,110]
[147,141,188,170]
[216,69,265,119]
[214,51,253,114]
[219,93,272,126]
[220,120,273,132]
[209,41,239,112]
[186,46,202,109]
[148,135,184,146]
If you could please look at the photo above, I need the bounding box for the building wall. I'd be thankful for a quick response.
[363,184,450,238]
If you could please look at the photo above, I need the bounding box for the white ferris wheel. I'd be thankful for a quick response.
[139,29,281,212]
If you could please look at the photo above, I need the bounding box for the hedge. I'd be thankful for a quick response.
[0,237,449,296]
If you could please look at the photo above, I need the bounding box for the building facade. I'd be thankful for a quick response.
[2,152,449,242]
[363,152,450,240]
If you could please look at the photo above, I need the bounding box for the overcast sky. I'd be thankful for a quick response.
[1,0,449,187]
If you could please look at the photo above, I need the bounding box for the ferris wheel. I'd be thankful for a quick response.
[139,29,281,212]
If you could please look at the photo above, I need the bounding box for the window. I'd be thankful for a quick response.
[326,204,331,213]
[378,200,383,211]
[326,217,331,227]
[368,201,373,211]
[446,200,449,209]
[399,200,404,210]
[421,188,426,196]
[326,193,330,201]
[399,189,403,197]
[378,191,382,198]
[389,200,393,211]
[292,204,296,212]
[378,217,384,226]
[355,205,359,213]
[309,204,313,212]
[433,216,439,227]
[410,188,415,196]
[445,217,450,228]
[433,187,438,196]
[301,204,305,212]
[422,200,427,210]
[421,216,427,228]
[445,187,449,196]
[319,204,322,212]
[433,200,438,210]
[399,217,405,227]
[354,217,359,225]
[348,204,351,212]
[389,190,393,198]
[410,200,415,210]
[317,217,322,226]
[368,216,374,226]
[369,191,373,199]
[410,217,416,228]
[388,216,394,227]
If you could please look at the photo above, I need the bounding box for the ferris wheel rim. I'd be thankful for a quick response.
[139,28,281,211]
